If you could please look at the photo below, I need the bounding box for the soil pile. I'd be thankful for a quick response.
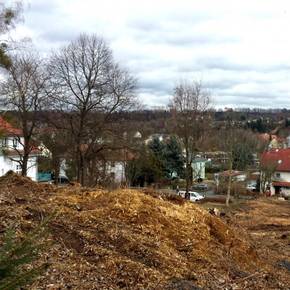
[0,173,288,289]
[0,171,54,203]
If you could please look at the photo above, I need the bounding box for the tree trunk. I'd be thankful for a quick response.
[21,153,29,176]
[226,175,231,207]
[21,137,30,176]
[80,152,85,186]
[21,130,30,177]
[52,155,60,185]
[76,144,83,184]
[185,162,191,199]
[226,158,233,207]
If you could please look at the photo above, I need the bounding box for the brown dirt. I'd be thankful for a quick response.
[231,198,290,289]
[0,172,289,289]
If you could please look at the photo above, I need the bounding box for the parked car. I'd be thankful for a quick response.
[178,190,205,202]
[192,183,208,191]
[48,175,70,185]
[246,182,257,192]
[281,190,290,200]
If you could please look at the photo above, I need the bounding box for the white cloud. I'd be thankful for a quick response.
[7,0,290,108]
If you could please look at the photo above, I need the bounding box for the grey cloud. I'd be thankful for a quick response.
[15,0,290,109]
[215,95,271,107]
[140,93,171,107]
[213,87,290,107]
[130,26,237,46]
[222,91,287,99]
[127,10,210,31]
[205,79,241,90]
[139,79,173,95]
[39,29,79,44]
[26,1,59,15]
[127,19,161,33]
[152,34,236,46]
[199,57,290,73]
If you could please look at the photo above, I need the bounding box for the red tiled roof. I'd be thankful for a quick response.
[0,116,22,136]
[260,148,290,172]
[272,181,290,187]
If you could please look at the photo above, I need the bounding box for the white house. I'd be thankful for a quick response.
[192,157,208,180]
[96,149,135,185]
[105,161,126,183]
[261,148,290,195]
[0,117,39,181]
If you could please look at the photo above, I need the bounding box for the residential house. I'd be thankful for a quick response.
[97,149,135,184]
[199,151,229,166]
[216,170,247,182]
[144,133,170,145]
[260,148,290,195]
[192,157,208,180]
[0,117,39,181]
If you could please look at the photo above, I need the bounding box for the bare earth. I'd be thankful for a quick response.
[232,198,290,289]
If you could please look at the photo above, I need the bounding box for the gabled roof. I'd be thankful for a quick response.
[0,116,22,136]
[260,148,290,172]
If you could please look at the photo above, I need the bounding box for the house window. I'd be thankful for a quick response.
[12,138,18,148]
[110,161,115,168]
[276,172,281,178]
[1,138,7,147]
[16,165,22,174]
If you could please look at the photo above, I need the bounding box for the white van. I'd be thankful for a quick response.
[178,190,205,202]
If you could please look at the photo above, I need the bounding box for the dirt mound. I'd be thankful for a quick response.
[0,171,55,232]
[0,179,288,289]
[0,171,54,202]
[142,188,186,205]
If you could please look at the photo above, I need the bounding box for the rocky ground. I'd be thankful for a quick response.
[0,172,289,289]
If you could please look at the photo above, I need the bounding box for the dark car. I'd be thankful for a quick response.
[192,183,208,191]
[49,175,70,185]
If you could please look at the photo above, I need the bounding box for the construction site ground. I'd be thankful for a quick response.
[0,172,289,289]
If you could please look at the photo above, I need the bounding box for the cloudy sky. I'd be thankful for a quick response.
[8,0,290,108]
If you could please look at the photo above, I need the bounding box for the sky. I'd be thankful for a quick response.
[7,0,290,109]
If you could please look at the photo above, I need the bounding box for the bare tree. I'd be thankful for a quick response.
[0,53,49,176]
[222,126,236,207]
[170,80,210,199]
[219,126,261,206]
[259,160,277,194]
[37,122,71,185]
[48,34,137,185]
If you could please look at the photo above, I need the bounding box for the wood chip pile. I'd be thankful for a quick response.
[0,172,288,289]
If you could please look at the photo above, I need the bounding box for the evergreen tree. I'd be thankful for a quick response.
[0,2,22,68]
[163,136,184,178]
[148,137,167,177]
[126,145,163,186]
[0,219,50,290]
[127,136,185,186]
[232,142,254,170]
